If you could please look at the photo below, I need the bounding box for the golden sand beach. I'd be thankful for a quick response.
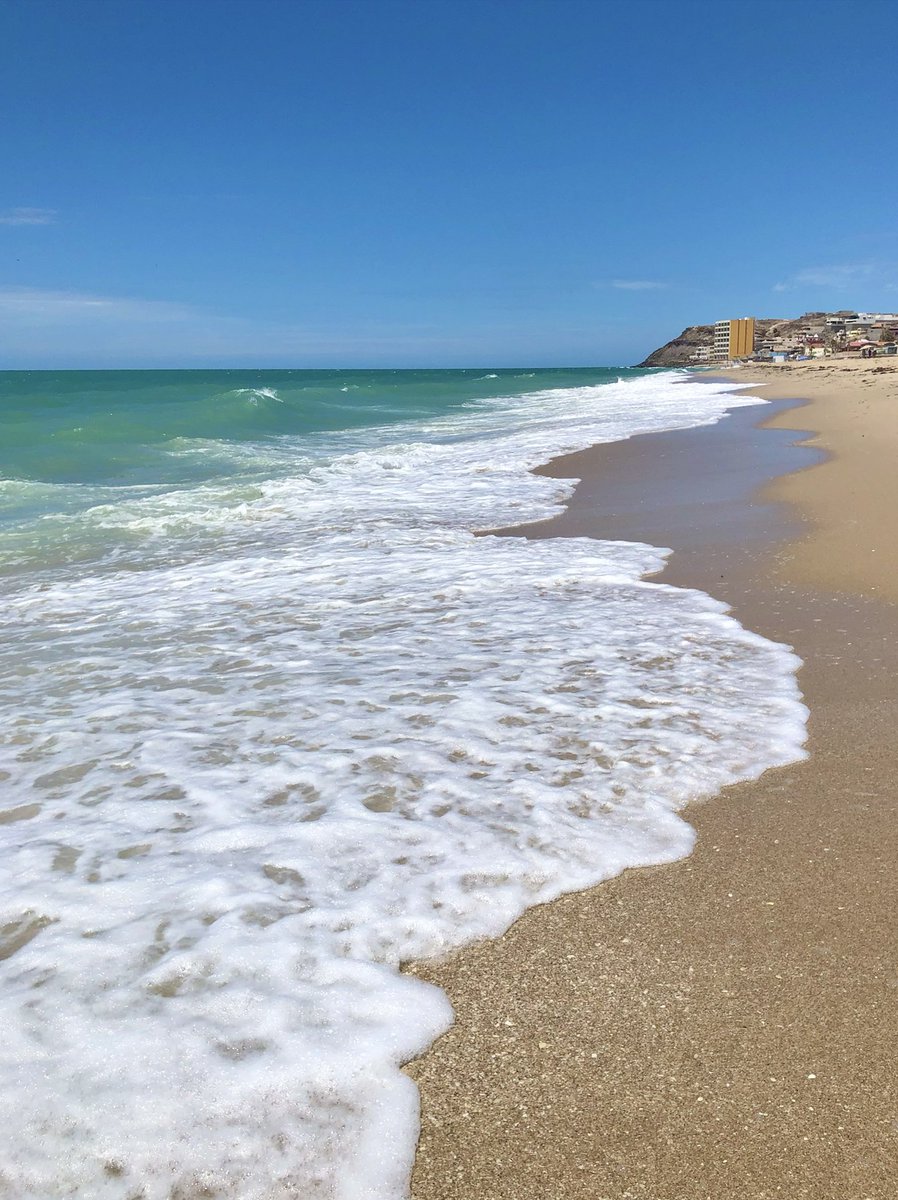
[406,357,898,1199]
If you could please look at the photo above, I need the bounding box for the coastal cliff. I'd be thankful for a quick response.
[638,318,790,367]
[637,311,889,367]
[637,324,716,368]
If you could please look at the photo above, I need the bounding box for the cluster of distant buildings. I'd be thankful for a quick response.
[692,312,898,365]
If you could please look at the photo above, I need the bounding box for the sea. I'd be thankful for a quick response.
[0,367,807,1198]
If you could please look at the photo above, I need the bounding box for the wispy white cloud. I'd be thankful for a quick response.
[609,279,669,291]
[0,285,500,366]
[0,287,195,323]
[772,262,885,293]
[0,207,57,226]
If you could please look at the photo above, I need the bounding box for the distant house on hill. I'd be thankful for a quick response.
[637,310,897,368]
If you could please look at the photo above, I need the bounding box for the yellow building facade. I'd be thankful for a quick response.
[712,317,755,361]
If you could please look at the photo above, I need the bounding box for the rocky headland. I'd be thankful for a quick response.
[636,311,893,367]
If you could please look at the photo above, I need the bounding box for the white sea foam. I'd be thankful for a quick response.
[0,373,807,1198]
[233,386,284,404]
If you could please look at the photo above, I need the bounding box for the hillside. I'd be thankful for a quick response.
[636,311,893,367]
[636,324,717,368]
[637,318,784,367]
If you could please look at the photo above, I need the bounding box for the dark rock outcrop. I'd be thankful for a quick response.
[636,325,715,368]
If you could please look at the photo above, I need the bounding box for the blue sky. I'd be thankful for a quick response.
[1,0,895,368]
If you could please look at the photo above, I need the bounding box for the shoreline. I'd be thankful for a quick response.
[741,360,898,602]
[406,361,898,1198]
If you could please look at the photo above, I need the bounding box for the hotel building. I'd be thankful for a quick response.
[712,317,755,362]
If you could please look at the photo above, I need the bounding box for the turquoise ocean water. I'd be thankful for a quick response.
[0,367,641,574]
[0,368,806,1198]
[2,367,631,489]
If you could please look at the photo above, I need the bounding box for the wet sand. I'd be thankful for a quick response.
[406,360,898,1199]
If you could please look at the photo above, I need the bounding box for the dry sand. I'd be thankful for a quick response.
[754,358,898,601]
[405,357,898,1200]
